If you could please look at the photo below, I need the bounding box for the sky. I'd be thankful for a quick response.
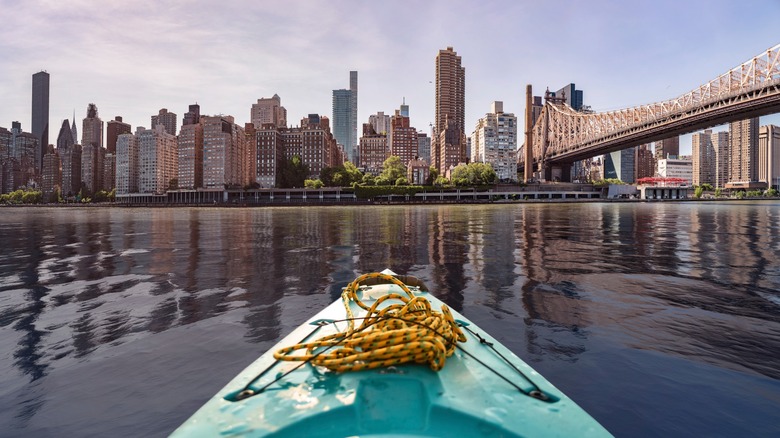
[2,0,779,155]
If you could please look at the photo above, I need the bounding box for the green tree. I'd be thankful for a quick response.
[594,178,625,187]
[92,190,107,203]
[766,188,778,197]
[426,166,439,186]
[700,183,714,192]
[434,175,449,186]
[377,156,407,186]
[450,162,497,186]
[9,189,24,204]
[305,179,324,189]
[694,186,704,198]
[319,162,363,187]
[278,155,309,188]
[361,173,376,186]
[342,161,363,186]
[319,166,339,186]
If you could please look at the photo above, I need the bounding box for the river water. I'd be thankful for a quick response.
[0,203,778,437]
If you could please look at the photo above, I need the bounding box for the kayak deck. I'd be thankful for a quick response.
[172,280,610,437]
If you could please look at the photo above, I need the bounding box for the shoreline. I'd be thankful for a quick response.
[2,196,778,208]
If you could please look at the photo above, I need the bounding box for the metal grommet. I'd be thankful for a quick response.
[236,389,255,400]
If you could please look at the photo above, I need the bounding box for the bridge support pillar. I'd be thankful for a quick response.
[545,164,571,182]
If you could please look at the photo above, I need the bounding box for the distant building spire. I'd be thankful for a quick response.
[71,109,78,143]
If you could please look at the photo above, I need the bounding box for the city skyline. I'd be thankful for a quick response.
[1,0,780,156]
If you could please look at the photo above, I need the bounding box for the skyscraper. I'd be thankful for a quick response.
[151,108,178,136]
[178,120,204,189]
[417,132,431,165]
[358,124,388,175]
[41,144,61,199]
[81,104,104,194]
[758,125,780,190]
[116,131,139,194]
[138,125,178,194]
[71,112,78,144]
[603,148,636,183]
[728,117,759,185]
[333,89,352,160]
[400,99,410,118]
[389,109,418,167]
[82,104,103,149]
[471,101,518,181]
[202,115,248,189]
[350,71,358,158]
[635,144,655,180]
[183,104,201,126]
[254,114,342,185]
[712,131,730,189]
[332,72,358,163]
[251,95,287,128]
[655,136,680,160]
[554,83,583,111]
[32,71,50,171]
[105,116,130,192]
[369,112,391,135]
[106,116,131,154]
[57,119,81,197]
[692,130,715,186]
[434,47,466,175]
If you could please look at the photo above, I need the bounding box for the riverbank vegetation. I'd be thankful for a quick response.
[692,184,778,199]
[0,188,116,205]
[302,156,497,190]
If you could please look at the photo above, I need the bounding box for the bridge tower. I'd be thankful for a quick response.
[524,85,533,182]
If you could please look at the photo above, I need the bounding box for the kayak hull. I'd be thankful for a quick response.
[172,281,611,437]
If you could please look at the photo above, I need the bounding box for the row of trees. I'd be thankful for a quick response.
[692,184,779,199]
[0,188,117,204]
[277,155,497,189]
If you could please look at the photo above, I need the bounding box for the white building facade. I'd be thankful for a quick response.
[758,124,780,190]
[138,125,178,194]
[115,132,139,194]
[657,158,693,184]
[471,101,517,181]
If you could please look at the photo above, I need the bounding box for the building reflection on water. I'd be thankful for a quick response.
[1,202,779,425]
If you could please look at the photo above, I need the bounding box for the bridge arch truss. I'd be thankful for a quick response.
[524,43,780,175]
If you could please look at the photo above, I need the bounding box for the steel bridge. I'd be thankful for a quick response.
[521,43,780,182]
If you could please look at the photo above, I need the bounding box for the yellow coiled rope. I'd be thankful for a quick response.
[274,272,466,372]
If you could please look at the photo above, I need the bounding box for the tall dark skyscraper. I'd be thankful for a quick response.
[32,71,50,171]
[183,104,201,126]
[332,72,358,163]
[434,47,466,175]
[350,71,358,160]
[554,83,584,111]
[106,116,131,154]
[56,119,74,151]
[655,136,680,160]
